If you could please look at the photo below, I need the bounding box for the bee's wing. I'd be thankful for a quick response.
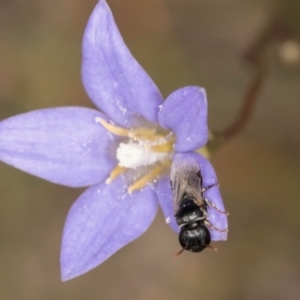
[170,156,203,214]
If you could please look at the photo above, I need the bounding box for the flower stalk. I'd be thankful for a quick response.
[206,17,297,155]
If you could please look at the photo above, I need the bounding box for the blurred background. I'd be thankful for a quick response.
[1,0,300,299]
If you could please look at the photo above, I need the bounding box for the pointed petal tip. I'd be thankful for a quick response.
[60,252,87,281]
[60,263,82,282]
[60,272,72,282]
[82,0,163,127]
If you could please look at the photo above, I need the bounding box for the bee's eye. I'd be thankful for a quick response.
[178,224,211,252]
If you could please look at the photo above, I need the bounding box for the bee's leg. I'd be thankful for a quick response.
[204,220,229,233]
[201,183,219,193]
[200,207,208,219]
[174,248,185,258]
[207,244,218,251]
[203,198,229,215]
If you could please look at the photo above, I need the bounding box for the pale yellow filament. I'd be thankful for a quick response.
[105,165,126,184]
[146,141,174,153]
[128,161,171,194]
[95,117,130,137]
[96,117,174,193]
[128,128,157,140]
[95,117,173,145]
[128,165,164,194]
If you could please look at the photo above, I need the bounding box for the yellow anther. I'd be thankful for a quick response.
[105,165,126,184]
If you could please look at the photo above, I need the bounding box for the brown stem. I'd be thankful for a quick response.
[218,58,265,141]
[208,17,293,150]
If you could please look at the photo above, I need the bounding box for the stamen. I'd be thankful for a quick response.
[128,162,170,194]
[96,117,174,193]
[117,143,170,168]
[144,132,175,152]
[95,117,130,137]
[146,141,174,153]
[128,128,157,140]
[105,165,126,184]
[128,165,163,194]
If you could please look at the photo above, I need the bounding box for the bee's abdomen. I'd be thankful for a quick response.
[175,198,205,227]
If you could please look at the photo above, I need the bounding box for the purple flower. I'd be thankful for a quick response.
[0,0,228,281]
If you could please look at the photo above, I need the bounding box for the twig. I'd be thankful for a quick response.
[206,17,293,153]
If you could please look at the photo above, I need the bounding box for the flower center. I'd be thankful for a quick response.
[116,142,171,169]
[95,117,174,193]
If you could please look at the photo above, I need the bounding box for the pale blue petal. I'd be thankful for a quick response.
[82,0,163,127]
[0,107,117,187]
[156,177,179,233]
[158,86,208,152]
[60,177,159,280]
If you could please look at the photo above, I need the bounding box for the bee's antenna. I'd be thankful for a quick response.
[174,248,185,258]
[207,244,218,251]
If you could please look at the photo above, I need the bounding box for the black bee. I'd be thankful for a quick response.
[171,158,228,255]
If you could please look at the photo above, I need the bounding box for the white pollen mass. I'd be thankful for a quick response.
[116,142,170,169]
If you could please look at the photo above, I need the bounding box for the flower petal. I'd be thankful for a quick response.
[60,178,158,280]
[156,177,179,233]
[172,153,228,241]
[0,107,117,187]
[158,86,208,152]
[82,0,163,128]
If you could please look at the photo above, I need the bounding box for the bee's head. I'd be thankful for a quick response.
[178,223,211,252]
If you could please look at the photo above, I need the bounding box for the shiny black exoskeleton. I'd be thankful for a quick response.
[175,198,210,252]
